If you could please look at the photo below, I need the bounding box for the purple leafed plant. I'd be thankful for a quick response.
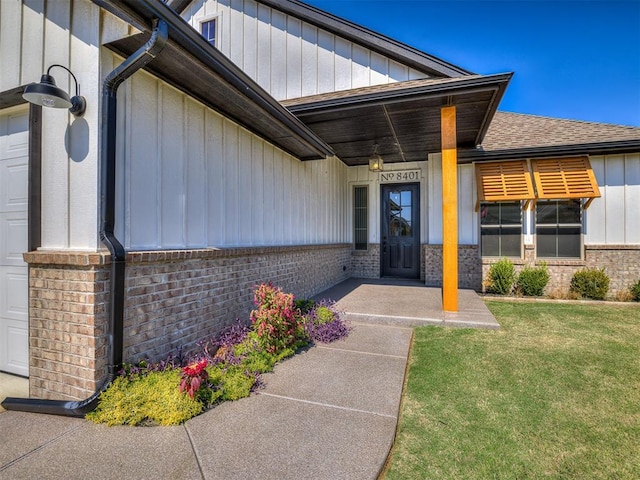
[304,299,351,343]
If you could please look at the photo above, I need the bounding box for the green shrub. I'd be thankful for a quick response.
[86,371,205,426]
[487,258,516,295]
[570,268,610,300]
[516,263,550,296]
[630,280,640,302]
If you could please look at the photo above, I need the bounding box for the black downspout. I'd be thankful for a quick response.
[1,19,168,417]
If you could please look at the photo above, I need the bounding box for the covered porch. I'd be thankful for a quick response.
[314,278,499,329]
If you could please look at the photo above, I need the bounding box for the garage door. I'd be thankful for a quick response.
[0,106,29,377]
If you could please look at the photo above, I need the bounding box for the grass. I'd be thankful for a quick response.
[382,301,640,479]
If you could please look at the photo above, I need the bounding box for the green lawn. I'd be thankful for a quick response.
[382,301,640,479]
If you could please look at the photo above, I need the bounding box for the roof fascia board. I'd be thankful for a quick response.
[253,0,473,78]
[287,73,513,114]
[459,140,640,163]
[92,0,334,160]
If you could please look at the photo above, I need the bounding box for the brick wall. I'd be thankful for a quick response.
[351,244,380,278]
[481,245,640,297]
[24,252,110,400]
[25,244,350,400]
[424,244,482,290]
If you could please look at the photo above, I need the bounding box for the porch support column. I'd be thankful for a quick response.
[441,105,458,312]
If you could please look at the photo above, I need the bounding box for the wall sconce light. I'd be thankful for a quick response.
[368,144,384,172]
[22,64,86,117]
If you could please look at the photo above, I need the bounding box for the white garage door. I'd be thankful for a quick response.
[0,106,29,377]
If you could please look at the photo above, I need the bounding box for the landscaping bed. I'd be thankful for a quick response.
[87,283,349,426]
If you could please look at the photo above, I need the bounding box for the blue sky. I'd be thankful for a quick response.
[305,0,640,127]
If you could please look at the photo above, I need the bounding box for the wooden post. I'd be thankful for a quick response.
[441,105,458,312]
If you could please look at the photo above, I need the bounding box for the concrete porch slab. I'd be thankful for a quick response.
[314,278,499,329]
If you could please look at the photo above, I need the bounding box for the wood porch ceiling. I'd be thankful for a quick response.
[282,74,512,166]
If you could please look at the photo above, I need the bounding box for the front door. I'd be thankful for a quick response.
[381,183,420,278]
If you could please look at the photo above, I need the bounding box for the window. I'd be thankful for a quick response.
[480,202,522,257]
[354,186,368,250]
[536,200,582,258]
[200,18,217,47]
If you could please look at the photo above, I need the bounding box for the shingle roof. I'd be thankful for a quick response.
[484,112,640,150]
[461,112,640,161]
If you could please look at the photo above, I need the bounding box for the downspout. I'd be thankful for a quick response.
[1,19,168,417]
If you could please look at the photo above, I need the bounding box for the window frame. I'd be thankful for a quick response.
[199,15,220,48]
[479,201,523,258]
[535,199,583,259]
[353,185,368,251]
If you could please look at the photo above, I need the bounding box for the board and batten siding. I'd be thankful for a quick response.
[586,153,640,245]
[182,0,430,101]
[0,0,134,251]
[113,63,349,250]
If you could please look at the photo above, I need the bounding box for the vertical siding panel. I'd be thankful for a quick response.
[428,154,443,244]
[370,52,389,85]
[286,17,302,99]
[243,0,258,80]
[20,1,45,85]
[40,1,71,249]
[128,75,160,248]
[586,157,606,244]
[262,144,275,244]
[389,60,409,81]
[160,86,185,247]
[238,129,252,244]
[256,5,272,93]
[334,37,352,91]
[217,1,232,58]
[317,30,335,94]
[224,121,239,245]
[624,154,640,243]
[604,155,625,244]
[301,23,318,97]
[273,150,285,244]
[228,0,244,67]
[270,10,287,100]
[1,0,22,90]
[185,101,206,247]
[409,68,427,80]
[458,165,475,244]
[206,111,225,246]
[69,1,100,249]
[251,137,264,245]
[351,44,370,89]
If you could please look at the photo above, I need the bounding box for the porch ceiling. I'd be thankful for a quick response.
[282,74,513,166]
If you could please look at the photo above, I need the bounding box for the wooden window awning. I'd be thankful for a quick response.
[475,160,535,211]
[475,157,601,210]
[531,157,601,209]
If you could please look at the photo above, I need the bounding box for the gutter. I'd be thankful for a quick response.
[1,19,168,417]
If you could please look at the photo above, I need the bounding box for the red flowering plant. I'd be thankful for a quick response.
[250,283,307,353]
[179,358,209,399]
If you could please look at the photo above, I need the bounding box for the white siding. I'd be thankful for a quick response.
[0,1,131,251]
[586,153,640,245]
[116,67,349,249]
[182,0,430,100]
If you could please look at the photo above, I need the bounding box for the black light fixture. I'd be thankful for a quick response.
[22,64,86,116]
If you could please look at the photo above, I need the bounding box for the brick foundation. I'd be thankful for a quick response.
[25,244,350,400]
[481,244,640,297]
[351,244,380,278]
[424,244,482,290]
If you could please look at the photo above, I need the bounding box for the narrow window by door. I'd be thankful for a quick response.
[354,186,368,250]
[381,183,420,278]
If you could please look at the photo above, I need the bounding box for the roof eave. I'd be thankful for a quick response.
[459,140,640,164]
[93,0,335,161]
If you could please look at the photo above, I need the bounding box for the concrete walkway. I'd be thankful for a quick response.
[317,278,500,330]
[0,280,497,479]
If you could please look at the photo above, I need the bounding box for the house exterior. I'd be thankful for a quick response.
[0,0,638,402]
